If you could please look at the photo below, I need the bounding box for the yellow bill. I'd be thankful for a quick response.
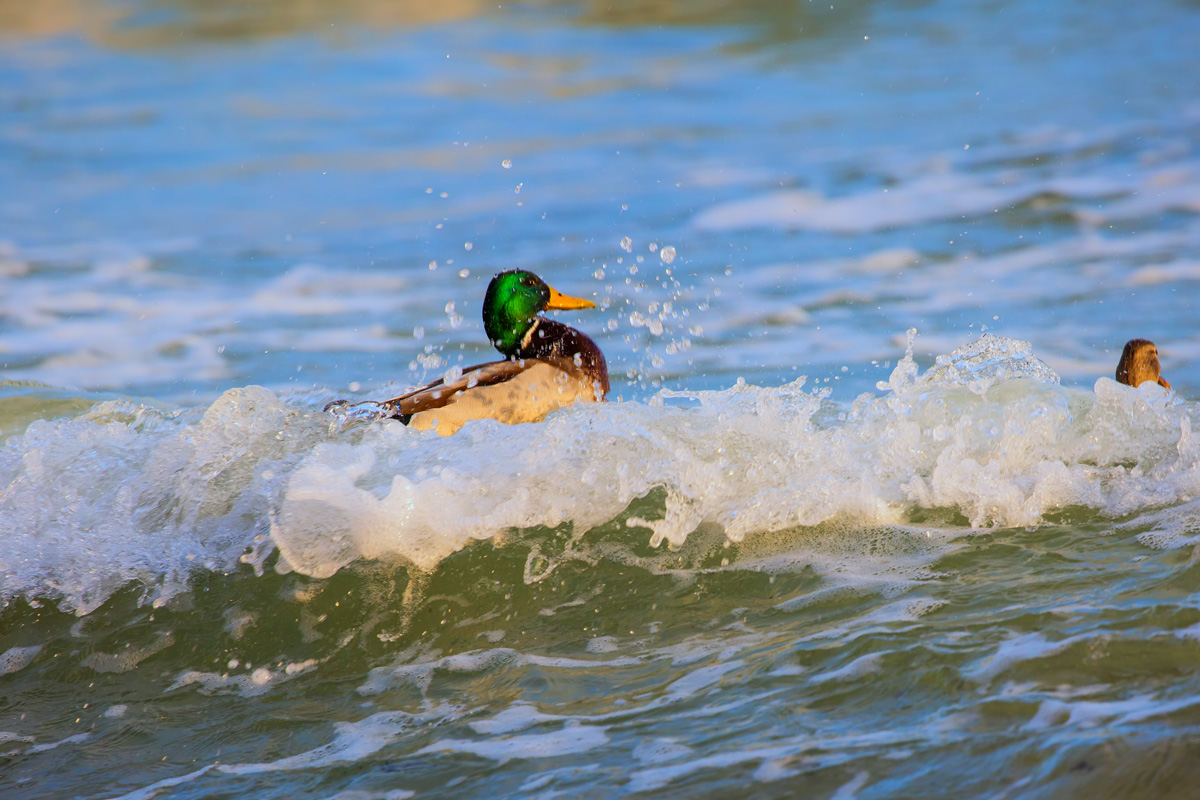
[545,284,596,310]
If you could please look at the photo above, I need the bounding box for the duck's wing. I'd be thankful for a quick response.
[382,358,534,416]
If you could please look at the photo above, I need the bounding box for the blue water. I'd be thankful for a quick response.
[3,1,1200,797]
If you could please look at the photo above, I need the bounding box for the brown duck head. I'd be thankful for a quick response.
[1115,339,1171,390]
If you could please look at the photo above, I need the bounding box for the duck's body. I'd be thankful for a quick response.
[1116,339,1171,390]
[373,271,608,436]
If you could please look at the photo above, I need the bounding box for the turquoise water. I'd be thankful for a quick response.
[3,1,1200,797]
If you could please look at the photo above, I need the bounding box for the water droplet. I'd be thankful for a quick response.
[349,381,361,392]
[619,236,633,253]
[514,183,523,194]
[429,261,438,270]
[659,245,676,264]
[464,241,473,251]
[459,269,470,278]
[593,268,606,280]
[501,159,512,169]
[413,326,425,339]
[648,242,658,253]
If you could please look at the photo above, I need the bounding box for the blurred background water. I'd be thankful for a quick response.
[3,1,1200,798]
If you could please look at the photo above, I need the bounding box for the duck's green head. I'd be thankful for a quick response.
[482,270,595,356]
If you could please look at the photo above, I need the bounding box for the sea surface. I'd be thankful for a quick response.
[3,1,1200,798]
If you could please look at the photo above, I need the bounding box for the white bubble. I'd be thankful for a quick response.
[459,269,470,278]
[659,245,676,264]
[501,159,512,169]
[593,268,606,280]
[429,261,438,270]
[446,301,463,329]
[619,236,633,253]
[648,242,658,253]
[413,326,425,340]
[464,242,473,251]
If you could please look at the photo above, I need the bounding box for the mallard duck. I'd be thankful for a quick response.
[1115,338,1171,389]
[335,270,609,436]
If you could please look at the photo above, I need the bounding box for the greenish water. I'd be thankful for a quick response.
[5,339,1200,798]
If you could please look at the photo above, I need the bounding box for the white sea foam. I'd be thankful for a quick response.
[809,653,885,685]
[321,791,414,800]
[28,732,91,753]
[0,246,470,393]
[103,764,218,800]
[632,737,693,764]
[0,645,42,676]
[692,171,1127,234]
[167,659,318,697]
[964,631,1093,685]
[470,703,561,735]
[2,334,1199,614]
[693,153,1200,235]
[416,721,610,764]
[219,707,457,775]
[358,648,640,698]
[831,771,872,800]
[624,710,975,793]
[82,632,175,674]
